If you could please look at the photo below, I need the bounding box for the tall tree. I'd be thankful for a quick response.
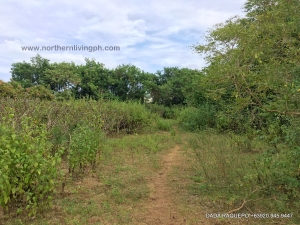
[75,58,111,100]
[11,54,50,87]
[110,64,149,102]
[151,67,203,106]
[44,62,80,92]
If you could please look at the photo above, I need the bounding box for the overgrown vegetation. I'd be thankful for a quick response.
[187,131,300,213]
[1,0,299,223]
[0,98,155,217]
[0,113,62,217]
[1,127,177,225]
[187,0,300,219]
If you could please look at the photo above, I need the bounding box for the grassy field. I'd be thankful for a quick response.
[1,123,298,225]
[1,130,179,225]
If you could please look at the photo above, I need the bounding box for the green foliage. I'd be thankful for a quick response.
[0,112,62,216]
[68,117,104,173]
[215,109,251,133]
[188,131,300,220]
[75,59,110,100]
[9,55,205,105]
[156,119,172,131]
[24,85,54,100]
[100,101,152,134]
[188,132,255,194]
[145,103,178,119]
[178,105,216,131]
[11,54,51,88]
[254,147,300,201]
[110,64,149,102]
[189,1,300,216]
[44,62,80,93]
[0,81,18,98]
[194,0,300,116]
[0,80,54,100]
[0,97,157,219]
[150,67,203,106]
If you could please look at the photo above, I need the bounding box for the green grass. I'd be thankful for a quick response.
[2,121,299,225]
[1,131,176,225]
[171,129,299,225]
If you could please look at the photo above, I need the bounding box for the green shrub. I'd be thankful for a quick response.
[189,130,300,217]
[68,117,105,173]
[145,104,177,119]
[254,147,300,201]
[178,105,216,131]
[100,101,151,134]
[145,104,166,117]
[0,112,62,216]
[215,110,248,133]
[0,81,18,98]
[156,119,172,131]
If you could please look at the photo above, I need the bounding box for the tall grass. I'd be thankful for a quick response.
[187,130,299,223]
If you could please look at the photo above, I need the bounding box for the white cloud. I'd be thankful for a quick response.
[0,0,246,81]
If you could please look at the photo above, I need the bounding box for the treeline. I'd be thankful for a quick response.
[1,55,203,106]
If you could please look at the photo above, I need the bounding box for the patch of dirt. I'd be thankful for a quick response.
[135,145,187,225]
[74,175,100,190]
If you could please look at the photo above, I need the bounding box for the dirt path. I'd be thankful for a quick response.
[137,145,186,225]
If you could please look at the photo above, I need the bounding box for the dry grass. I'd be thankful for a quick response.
[1,128,297,225]
[168,130,298,225]
[0,131,177,225]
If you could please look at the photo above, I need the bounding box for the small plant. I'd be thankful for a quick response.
[68,117,104,174]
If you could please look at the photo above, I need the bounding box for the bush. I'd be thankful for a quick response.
[189,128,300,217]
[145,104,177,119]
[156,119,172,131]
[178,105,216,131]
[0,80,54,100]
[254,147,300,202]
[0,112,63,216]
[69,117,105,173]
[100,101,152,134]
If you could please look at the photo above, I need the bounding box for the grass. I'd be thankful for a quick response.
[0,131,177,225]
[168,129,299,225]
[1,124,299,224]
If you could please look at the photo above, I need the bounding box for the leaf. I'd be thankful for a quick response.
[4,195,9,204]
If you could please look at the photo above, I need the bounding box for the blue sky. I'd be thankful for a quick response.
[0,0,246,82]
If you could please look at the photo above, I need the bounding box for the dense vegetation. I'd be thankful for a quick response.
[191,0,300,211]
[0,0,299,223]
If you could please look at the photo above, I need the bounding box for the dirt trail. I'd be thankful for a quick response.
[138,145,186,225]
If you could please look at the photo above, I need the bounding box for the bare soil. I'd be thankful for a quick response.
[132,145,184,224]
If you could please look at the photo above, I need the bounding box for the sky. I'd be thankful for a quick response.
[0,0,247,82]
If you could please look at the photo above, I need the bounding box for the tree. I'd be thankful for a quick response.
[74,58,110,100]
[44,62,80,93]
[110,64,150,102]
[151,67,203,106]
[11,54,50,87]
[193,0,300,117]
